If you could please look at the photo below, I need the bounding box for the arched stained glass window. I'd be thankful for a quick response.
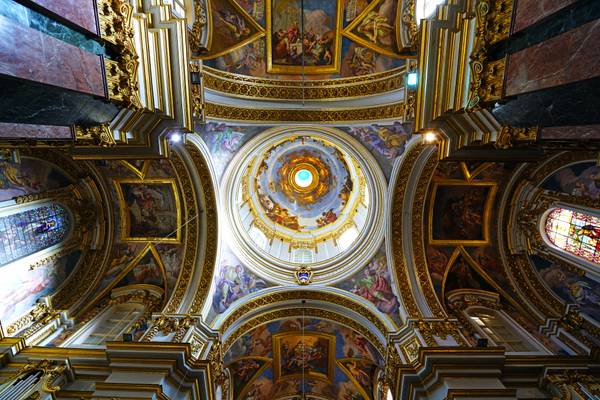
[0,204,71,266]
[544,208,600,265]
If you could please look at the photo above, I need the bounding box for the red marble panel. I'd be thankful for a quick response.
[0,15,105,97]
[513,0,578,33]
[540,124,600,140]
[506,19,600,96]
[29,0,98,34]
[0,123,72,139]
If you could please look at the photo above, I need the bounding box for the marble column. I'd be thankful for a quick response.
[26,0,98,35]
[505,19,600,97]
[512,0,578,33]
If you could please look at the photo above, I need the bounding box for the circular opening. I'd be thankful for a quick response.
[294,169,313,188]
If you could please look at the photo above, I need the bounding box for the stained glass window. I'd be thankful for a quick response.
[0,204,71,266]
[545,208,600,265]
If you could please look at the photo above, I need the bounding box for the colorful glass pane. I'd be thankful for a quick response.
[545,208,600,264]
[0,204,71,266]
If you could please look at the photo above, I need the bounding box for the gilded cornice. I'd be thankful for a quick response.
[202,66,405,101]
[390,143,424,318]
[221,307,386,358]
[218,290,390,340]
[204,102,405,123]
[411,148,446,318]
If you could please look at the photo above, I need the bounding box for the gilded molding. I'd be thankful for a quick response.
[494,126,538,149]
[414,319,466,347]
[73,124,116,147]
[412,150,446,318]
[97,0,141,108]
[559,309,600,350]
[202,66,405,100]
[163,151,201,314]
[222,307,386,357]
[204,102,405,123]
[390,144,423,318]
[185,143,218,315]
[142,315,197,342]
[218,290,390,341]
[400,0,417,47]
[189,0,208,54]
[6,303,58,337]
[467,0,512,110]
[5,360,67,394]
[544,371,600,399]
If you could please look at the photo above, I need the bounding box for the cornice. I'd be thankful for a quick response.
[203,66,405,101]
[204,102,405,123]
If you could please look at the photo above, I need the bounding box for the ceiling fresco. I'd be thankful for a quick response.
[224,318,382,400]
[202,0,406,79]
[83,158,187,312]
[424,161,520,307]
[251,136,356,232]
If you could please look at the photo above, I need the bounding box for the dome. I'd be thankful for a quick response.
[221,126,386,284]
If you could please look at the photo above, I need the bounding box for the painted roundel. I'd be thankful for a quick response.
[254,137,353,232]
[222,127,386,285]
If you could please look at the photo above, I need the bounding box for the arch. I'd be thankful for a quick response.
[0,202,72,268]
[542,207,600,267]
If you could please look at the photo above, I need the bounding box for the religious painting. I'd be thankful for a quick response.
[340,42,405,76]
[0,250,80,328]
[196,122,263,180]
[115,245,167,292]
[337,359,378,400]
[541,161,600,201]
[273,332,335,383]
[266,0,343,73]
[343,0,400,57]
[335,247,401,326]
[0,157,72,202]
[113,179,181,242]
[211,251,269,315]
[428,181,497,245]
[441,248,496,300]
[228,357,271,399]
[205,0,264,58]
[155,243,185,296]
[533,254,600,323]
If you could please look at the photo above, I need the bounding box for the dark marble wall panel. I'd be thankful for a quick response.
[540,124,600,140]
[0,15,105,97]
[0,123,72,139]
[505,19,600,96]
[28,0,98,34]
[513,0,578,33]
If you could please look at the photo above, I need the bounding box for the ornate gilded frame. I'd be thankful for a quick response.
[113,178,182,243]
[265,0,344,74]
[427,179,497,246]
[272,331,336,383]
